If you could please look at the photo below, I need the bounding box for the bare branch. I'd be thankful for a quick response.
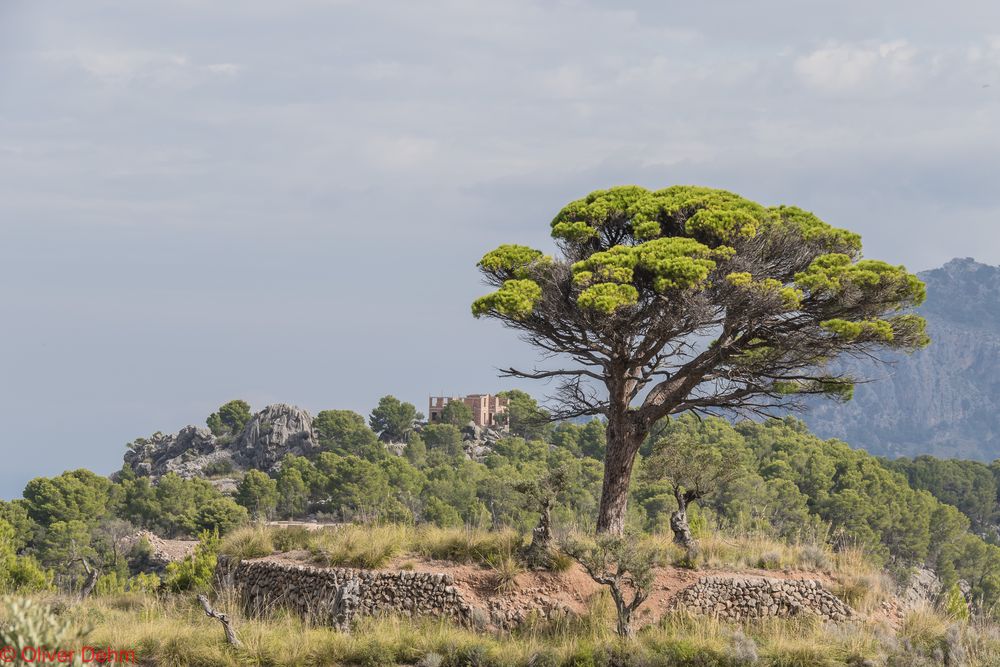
[197,594,243,647]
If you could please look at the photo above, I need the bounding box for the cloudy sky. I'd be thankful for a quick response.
[1,0,999,496]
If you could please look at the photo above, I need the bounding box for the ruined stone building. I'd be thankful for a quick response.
[428,394,509,428]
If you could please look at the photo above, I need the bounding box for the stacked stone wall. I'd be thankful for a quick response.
[215,557,475,628]
[669,576,853,621]
[217,561,855,630]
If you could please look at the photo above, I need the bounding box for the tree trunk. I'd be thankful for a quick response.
[524,502,553,568]
[197,594,242,647]
[611,590,634,639]
[79,563,99,600]
[80,568,101,600]
[596,415,644,535]
[669,493,695,548]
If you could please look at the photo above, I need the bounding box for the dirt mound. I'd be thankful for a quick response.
[119,530,197,569]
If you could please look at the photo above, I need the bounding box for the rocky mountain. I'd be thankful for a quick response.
[802,258,1000,461]
[120,402,507,486]
[121,403,320,489]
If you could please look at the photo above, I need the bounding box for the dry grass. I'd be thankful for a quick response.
[221,524,527,570]
[220,523,875,587]
[7,591,1000,667]
[685,533,842,574]
[219,524,275,561]
[486,552,524,593]
[307,524,408,569]
[411,526,523,565]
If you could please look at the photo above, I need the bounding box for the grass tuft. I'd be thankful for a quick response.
[220,524,275,560]
[308,524,407,569]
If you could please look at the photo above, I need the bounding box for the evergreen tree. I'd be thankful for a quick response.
[474,185,928,533]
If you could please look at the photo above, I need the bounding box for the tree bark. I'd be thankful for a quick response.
[524,501,554,568]
[197,594,242,647]
[616,608,634,639]
[596,414,645,535]
[670,491,695,548]
[78,559,99,600]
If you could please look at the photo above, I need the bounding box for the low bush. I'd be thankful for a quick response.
[164,530,219,592]
[2,555,52,593]
[270,526,313,552]
[0,597,88,661]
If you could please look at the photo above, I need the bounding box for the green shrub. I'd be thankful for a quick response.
[2,556,52,593]
[95,572,126,595]
[562,644,598,667]
[549,550,575,573]
[0,597,88,665]
[942,583,969,620]
[127,572,161,594]
[164,530,219,592]
[271,526,314,552]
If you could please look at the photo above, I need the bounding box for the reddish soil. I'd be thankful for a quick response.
[259,550,847,625]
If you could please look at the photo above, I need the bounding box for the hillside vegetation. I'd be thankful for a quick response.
[5,398,1000,664]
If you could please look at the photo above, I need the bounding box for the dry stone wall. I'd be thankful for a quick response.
[216,560,856,631]
[669,576,854,622]
[215,557,477,629]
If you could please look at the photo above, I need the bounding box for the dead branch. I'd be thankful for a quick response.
[197,594,242,647]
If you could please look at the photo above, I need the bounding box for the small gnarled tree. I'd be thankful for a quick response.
[563,533,659,638]
[516,465,569,568]
[641,414,750,548]
[472,186,928,534]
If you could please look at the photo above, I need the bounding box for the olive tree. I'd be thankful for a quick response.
[563,534,658,638]
[641,414,750,548]
[473,186,928,534]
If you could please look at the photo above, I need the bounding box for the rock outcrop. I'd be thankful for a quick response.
[122,403,317,480]
[901,567,943,609]
[238,404,318,470]
[669,576,854,622]
[460,421,506,461]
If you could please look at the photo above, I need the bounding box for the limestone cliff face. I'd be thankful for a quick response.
[802,258,1000,460]
[238,403,319,470]
[122,403,317,481]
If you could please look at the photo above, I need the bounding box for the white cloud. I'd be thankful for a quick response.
[794,40,919,94]
[204,62,241,76]
[41,49,241,87]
